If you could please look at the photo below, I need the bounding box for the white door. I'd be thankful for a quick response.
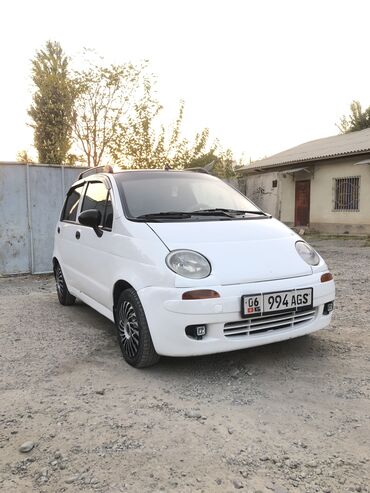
[75,180,116,309]
[57,183,86,290]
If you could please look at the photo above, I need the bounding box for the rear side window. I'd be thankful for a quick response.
[81,181,113,230]
[61,185,84,222]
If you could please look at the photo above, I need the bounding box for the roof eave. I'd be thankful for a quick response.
[240,149,370,174]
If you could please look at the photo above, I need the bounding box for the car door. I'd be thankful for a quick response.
[57,182,86,291]
[75,179,116,309]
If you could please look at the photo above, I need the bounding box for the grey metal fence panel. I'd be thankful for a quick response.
[0,164,29,274]
[30,166,67,273]
[0,163,85,275]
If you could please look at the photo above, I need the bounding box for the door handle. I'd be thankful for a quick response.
[75,231,81,239]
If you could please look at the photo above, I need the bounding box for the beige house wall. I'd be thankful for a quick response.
[242,153,370,234]
[309,156,370,233]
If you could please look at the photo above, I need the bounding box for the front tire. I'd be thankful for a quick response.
[54,263,76,306]
[115,289,160,368]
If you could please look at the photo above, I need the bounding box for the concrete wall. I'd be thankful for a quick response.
[279,172,294,224]
[0,163,86,275]
[243,172,279,217]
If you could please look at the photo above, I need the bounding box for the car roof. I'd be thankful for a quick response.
[72,167,215,186]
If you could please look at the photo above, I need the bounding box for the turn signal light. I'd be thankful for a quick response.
[320,272,333,283]
[182,289,220,300]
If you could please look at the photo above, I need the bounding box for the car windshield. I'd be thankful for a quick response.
[115,171,264,221]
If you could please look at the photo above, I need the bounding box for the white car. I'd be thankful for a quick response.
[53,167,335,367]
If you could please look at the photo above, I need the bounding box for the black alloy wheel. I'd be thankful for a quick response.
[54,263,76,306]
[115,288,159,368]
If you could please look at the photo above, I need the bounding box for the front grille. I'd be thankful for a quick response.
[223,308,316,338]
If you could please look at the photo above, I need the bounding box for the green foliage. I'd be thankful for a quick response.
[72,54,144,167]
[110,79,217,171]
[28,41,75,164]
[16,150,34,164]
[64,153,81,165]
[183,149,219,169]
[173,126,214,170]
[337,100,370,133]
[213,149,238,179]
[110,78,166,168]
[184,147,238,178]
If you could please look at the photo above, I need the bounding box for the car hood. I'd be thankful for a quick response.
[149,218,313,285]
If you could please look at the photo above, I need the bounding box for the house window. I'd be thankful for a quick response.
[272,179,278,188]
[334,177,360,211]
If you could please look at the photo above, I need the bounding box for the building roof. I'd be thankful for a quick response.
[243,128,370,171]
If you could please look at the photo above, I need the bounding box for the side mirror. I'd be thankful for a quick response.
[78,209,103,237]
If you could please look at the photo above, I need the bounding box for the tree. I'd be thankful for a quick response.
[109,78,166,168]
[72,55,144,167]
[337,100,370,133]
[28,41,75,164]
[16,150,34,164]
[69,52,239,173]
[110,80,215,170]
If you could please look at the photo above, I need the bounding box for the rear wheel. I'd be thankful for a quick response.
[115,289,159,368]
[54,263,76,306]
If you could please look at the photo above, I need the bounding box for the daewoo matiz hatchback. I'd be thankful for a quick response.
[53,167,335,367]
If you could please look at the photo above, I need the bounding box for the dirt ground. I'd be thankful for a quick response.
[0,237,369,493]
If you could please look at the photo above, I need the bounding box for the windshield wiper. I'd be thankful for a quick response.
[190,208,267,217]
[135,209,268,221]
[135,211,192,221]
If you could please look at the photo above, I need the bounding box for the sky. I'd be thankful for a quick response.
[1,0,369,163]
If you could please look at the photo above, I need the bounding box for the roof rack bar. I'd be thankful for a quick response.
[78,165,114,180]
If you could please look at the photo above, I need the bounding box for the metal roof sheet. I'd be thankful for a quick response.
[244,128,370,171]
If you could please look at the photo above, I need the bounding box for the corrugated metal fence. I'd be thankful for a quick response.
[0,163,85,275]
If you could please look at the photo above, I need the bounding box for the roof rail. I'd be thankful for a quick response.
[185,167,210,174]
[78,165,114,180]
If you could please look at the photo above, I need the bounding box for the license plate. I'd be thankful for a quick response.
[242,288,313,317]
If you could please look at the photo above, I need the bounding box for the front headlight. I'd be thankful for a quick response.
[166,250,211,279]
[295,241,320,266]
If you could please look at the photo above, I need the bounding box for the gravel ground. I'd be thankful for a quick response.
[0,237,369,493]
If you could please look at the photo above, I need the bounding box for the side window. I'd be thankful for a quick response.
[81,181,114,230]
[81,182,108,226]
[62,185,84,222]
[104,193,113,230]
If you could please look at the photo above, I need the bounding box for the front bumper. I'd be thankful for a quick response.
[138,273,335,357]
